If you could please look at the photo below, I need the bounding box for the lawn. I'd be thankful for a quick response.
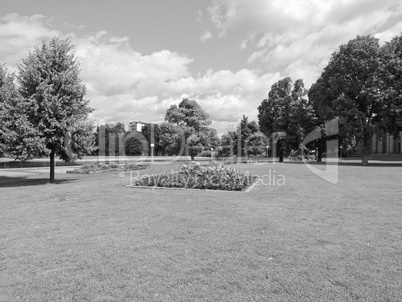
[0,162,401,301]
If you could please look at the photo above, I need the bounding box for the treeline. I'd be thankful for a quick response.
[84,34,402,164]
[258,34,402,165]
[2,33,402,180]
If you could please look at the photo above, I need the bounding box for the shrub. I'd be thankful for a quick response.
[197,150,213,157]
[67,162,148,174]
[135,162,256,191]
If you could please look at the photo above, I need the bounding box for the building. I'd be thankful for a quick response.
[371,132,402,154]
[129,121,146,132]
[354,131,402,156]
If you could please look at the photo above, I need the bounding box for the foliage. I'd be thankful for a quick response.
[124,134,145,156]
[16,37,94,161]
[377,34,402,136]
[159,122,185,156]
[219,132,236,157]
[141,123,161,155]
[135,162,257,191]
[197,150,214,157]
[0,65,44,159]
[64,119,96,162]
[219,115,266,158]
[161,99,218,159]
[67,162,148,174]
[4,37,95,182]
[258,77,315,157]
[165,98,211,133]
[308,35,395,165]
[94,122,126,156]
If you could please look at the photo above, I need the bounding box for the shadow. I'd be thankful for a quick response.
[283,161,402,167]
[0,176,77,188]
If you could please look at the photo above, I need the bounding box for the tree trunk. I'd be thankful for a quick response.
[190,153,195,161]
[361,131,371,166]
[278,139,284,162]
[317,138,324,162]
[317,150,322,162]
[50,150,55,183]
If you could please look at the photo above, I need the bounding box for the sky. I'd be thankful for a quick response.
[1,0,402,134]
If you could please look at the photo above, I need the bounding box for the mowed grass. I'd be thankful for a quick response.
[0,162,401,301]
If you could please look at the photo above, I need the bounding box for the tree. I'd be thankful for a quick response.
[219,132,236,157]
[258,77,293,137]
[376,34,402,137]
[141,123,161,155]
[258,77,315,159]
[16,37,94,182]
[165,99,211,134]
[162,98,217,160]
[309,35,389,165]
[94,122,126,156]
[124,135,144,156]
[159,122,185,156]
[219,115,265,160]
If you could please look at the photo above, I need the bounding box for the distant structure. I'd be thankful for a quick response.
[352,131,402,156]
[369,131,402,154]
[129,121,146,132]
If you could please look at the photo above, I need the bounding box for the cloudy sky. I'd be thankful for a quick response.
[1,0,402,134]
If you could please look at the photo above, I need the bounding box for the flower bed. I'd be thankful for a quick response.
[134,162,257,191]
[67,162,148,174]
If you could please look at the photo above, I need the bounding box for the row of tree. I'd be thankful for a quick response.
[92,98,268,161]
[2,34,402,184]
[258,34,402,165]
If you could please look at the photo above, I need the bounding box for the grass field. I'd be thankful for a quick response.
[0,162,401,301]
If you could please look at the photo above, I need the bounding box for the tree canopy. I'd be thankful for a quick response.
[94,122,126,156]
[308,35,402,164]
[219,115,265,159]
[258,77,315,158]
[161,98,218,160]
[141,123,161,156]
[12,37,93,182]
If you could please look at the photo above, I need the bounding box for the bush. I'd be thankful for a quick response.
[197,150,213,157]
[67,162,148,174]
[135,162,257,191]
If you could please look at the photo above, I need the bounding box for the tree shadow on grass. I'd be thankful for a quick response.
[0,176,77,188]
[284,161,402,167]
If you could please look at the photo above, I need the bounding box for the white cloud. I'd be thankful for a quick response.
[0,13,60,71]
[0,13,280,134]
[375,21,402,43]
[196,10,203,23]
[204,0,402,87]
[200,30,213,42]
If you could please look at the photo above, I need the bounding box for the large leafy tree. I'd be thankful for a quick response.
[376,34,402,137]
[162,98,217,160]
[258,77,314,158]
[124,135,144,156]
[309,35,392,165]
[258,77,293,136]
[17,37,94,182]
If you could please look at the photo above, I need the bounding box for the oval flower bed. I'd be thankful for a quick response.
[134,162,257,191]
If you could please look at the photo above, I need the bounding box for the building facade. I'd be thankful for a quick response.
[371,132,402,154]
[128,121,146,132]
